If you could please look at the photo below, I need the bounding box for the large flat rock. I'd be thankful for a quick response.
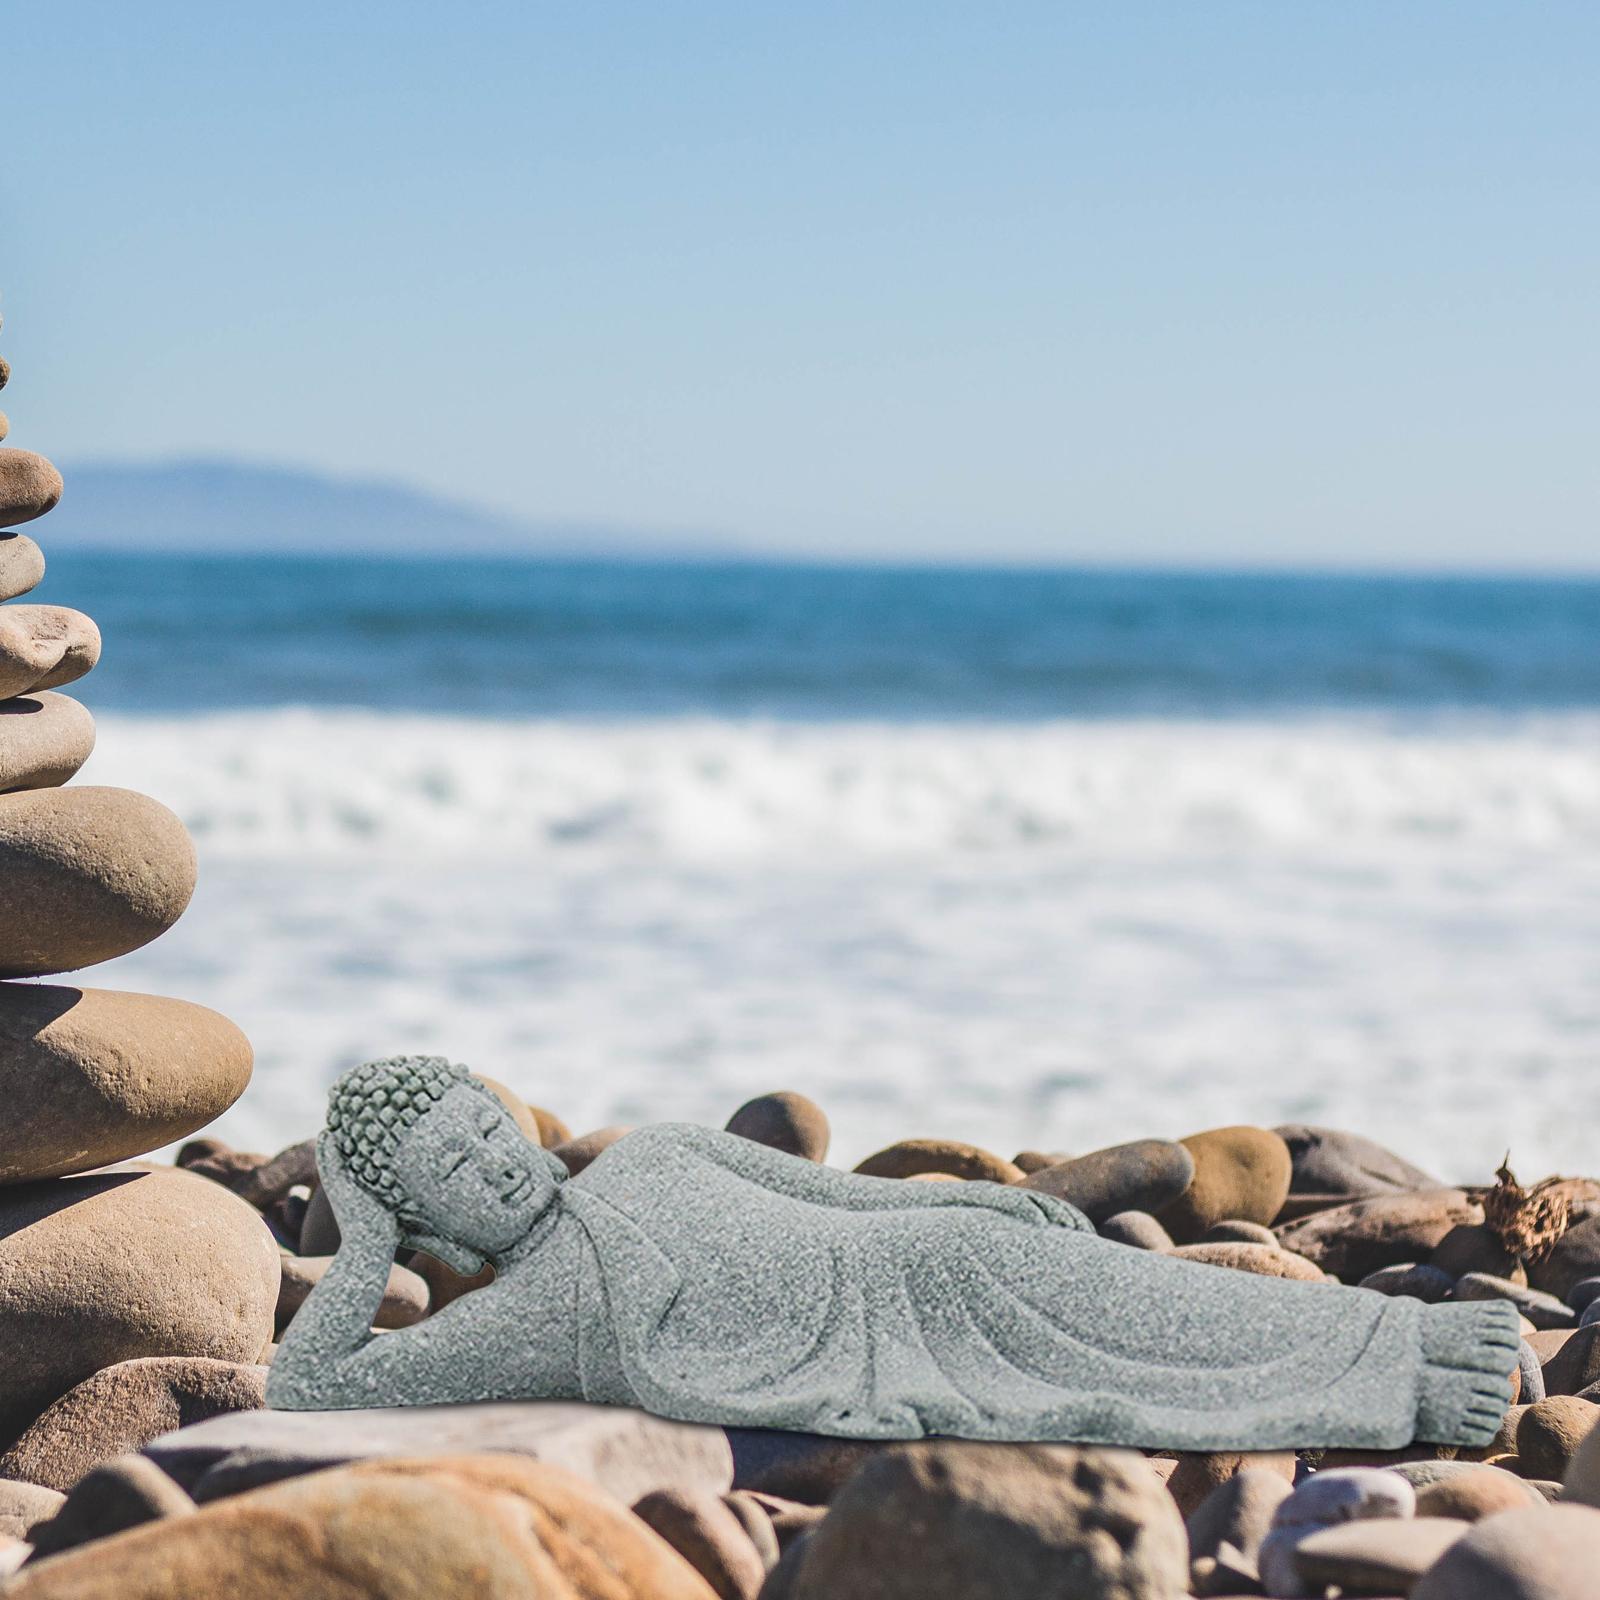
[143,1400,733,1506]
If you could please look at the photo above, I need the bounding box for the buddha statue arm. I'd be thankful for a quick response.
[267,1137,433,1410]
[621,1123,1088,1230]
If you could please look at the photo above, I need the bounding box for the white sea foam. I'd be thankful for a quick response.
[84,708,1600,859]
[75,709,1600,1181]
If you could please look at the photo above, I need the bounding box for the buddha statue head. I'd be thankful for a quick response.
[325,1055,564,1274]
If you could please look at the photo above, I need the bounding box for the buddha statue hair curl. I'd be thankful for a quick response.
[324,1054,481,1206]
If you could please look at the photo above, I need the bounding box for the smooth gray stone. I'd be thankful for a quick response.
[144,1399,732,1504]
[1454,1272,1576,1329]
[1519,1339,1548,1403]
[267,1055,1525,1450]
[1098,1210,1174,1251]
[1358,1262,1457,1302]
[1568,1275,1600,1314]
[1275,1124,1443,1197]
[1386,1456,1547,1504]
[1019,1138,1194,1222]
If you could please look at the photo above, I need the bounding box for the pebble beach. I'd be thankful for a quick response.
[7,373,1600,1597]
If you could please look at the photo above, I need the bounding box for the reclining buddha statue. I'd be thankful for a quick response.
[267,1055,1520,1450]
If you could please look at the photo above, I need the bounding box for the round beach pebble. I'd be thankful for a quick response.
[0,535,44,602]
[0,786,197,976]
[1171,1241,1326,1280]
[1358,1261,1457,1301]
[0,1358,267,1493]
[1416,1466,1541,1520]
[1293,1515,1468,1595]
[1166,1450,1294,1520]
[0,1480,62,1540]
[0,608,101,700]
[1185,1464,1293,1578]
[1098,1210,1174,1250]
[553,1124,633,1176]
[1275,1189,1481,1280]
[0,451,62,529]
[853,1139,1022,1185]
[633,1486,769,1599]
[276,1254,428,1335]
[25,1454,196,1562]
[1156,1126,1292,1243]
[789,1442,1187,1600]
[1456,1273,1574,1329]
[3,1456,720,1600]
[726,1091,830,1163]
[0,984,253,1184]
[0,693,95,793]
[0,1167,279,1446]
[1274,1123,1443,1198]
[1413,1503,1600,1600]
[1516,1396,1600,1481]
[1531,1214,1600,1303]
[1019,1139,1194,1222]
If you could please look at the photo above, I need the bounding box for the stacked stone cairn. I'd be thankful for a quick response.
[0,327,279,1567]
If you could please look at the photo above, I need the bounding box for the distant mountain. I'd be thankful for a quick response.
[44,459,733,558]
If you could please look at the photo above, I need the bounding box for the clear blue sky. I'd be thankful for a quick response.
[4,3,1596,567]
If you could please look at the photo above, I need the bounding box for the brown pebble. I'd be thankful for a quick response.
[1516,1395,1600,1481]
[1012,1149,1070,1173]
[1275,1189,1483,1279]
[527,1103,571,1148]
[552,1124,632,1175]
[0,693,95,793]
[853,1138,1023,1184]
[726,1092,830,1163]
[721,1491,822,1552]
[633,1487,768,1600]
[717,1492,782,1568]
[25,1454,195,1561]
[0,608,101,700]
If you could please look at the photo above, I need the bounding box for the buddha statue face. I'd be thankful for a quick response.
[388,1083,558,1268]
[324,1056,561,1275]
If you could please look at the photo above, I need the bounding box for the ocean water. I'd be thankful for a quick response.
[30,554,1600,1178]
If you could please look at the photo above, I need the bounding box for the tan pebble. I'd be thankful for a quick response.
[1171,1242,1326,1280]
[1156,1126,1292,1243]
[0,1479,63,1540]
[788,1443,1188,1600]
[1416,1468,1540,1521]
[853,1138,1022,1184]
[0,1169,278,1446]
[276,1254,428,1336]
[25,1453,197,1562]
[1012,1149,1070,1173]
[0,786,196,976]
[0,608,101,700]
[0,692,94,792]
[1294,1516,1469,1594]
[2,1456,720,1599]
[0,450,62,528]
[0,983,254,1184]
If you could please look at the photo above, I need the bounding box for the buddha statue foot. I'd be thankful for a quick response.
[1414,1300,1523,1446]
